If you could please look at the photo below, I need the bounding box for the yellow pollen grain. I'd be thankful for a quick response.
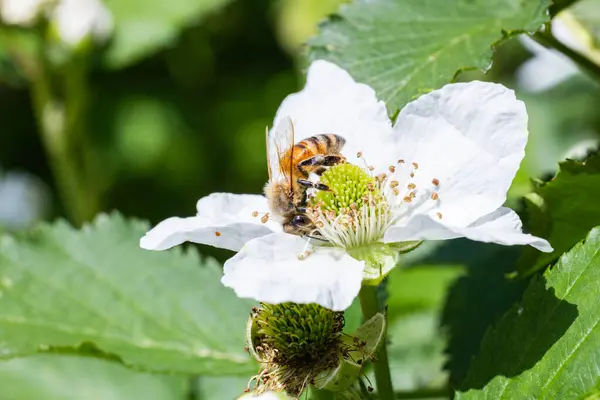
[215,231,221,237]
[388,165,396,173]
[436,212,443,219]
[409,191,416,198]
[412,162,419,169]
[407,183,416,189]
[432,178,439,186]
[403,196,412,203]
[261,213,269,223]
[392,188,400,196]
[252,211,259,217]
[389,180,399,188]
[431,192,439,200]
[410,172,415,178]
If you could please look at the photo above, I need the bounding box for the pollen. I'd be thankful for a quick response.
[388,165,396,173]
[403,196,412,203]
[368,165,375,171]
[410,172,415,178]
[412,162,419,169]
[397,159,405,164]
[407,183,416,189]
[392,188,400,196]
[310,164,378,214]
[436,212,443,219]
[357,151,363,158]
[252,211,259,217]
[432,178,439,186]
[431,192,439,200]
[215,231,221,237]
[389,180,399,188]
[261,213,270,223]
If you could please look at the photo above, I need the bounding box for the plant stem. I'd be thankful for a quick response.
[309,386,335,400]
[358,285,394,400]
[530,31,600,85]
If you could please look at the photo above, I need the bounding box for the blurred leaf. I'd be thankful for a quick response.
[195,376,249,400]
[308,0,551,111]
[0,354,188,400]
[103,0,232,69]
[0,213,255,375]
[456,227,600,399]
[518,152,600,276]
[382,264,463,390]
[415,240,529,387]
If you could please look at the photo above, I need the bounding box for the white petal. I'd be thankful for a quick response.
[52,0,113,46]
[222,233,364,311]
[273,60,394,171]
[140,193,279,252]
[384,207,552,252]
[0,0,47,26]
[391,81,528,227]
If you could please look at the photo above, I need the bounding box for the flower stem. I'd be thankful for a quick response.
[309,386,335,400]
[358,285,393,400]
[530,31,600,85]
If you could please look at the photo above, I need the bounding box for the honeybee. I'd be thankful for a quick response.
[264,116,346,236]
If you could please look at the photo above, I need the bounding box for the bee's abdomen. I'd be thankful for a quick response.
[296,134,345,155]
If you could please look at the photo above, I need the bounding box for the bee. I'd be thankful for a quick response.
[264,116,346,236]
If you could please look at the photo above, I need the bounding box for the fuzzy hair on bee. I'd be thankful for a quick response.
[264,116,346,236]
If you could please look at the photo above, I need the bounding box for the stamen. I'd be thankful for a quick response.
[261,213,270,223]
[431,193,439,200]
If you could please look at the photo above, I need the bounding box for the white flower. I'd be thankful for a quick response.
[140,60,552,311]
[238,392,290,400]
[0,0,48,26]
[50,0,113,46]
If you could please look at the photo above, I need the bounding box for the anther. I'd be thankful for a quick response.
[431,192,439,200]
[412,162,419,169]
[389,180,399,188]
[432,178,439,186]
[215,231,221,237]
[407,183,416,189]
[397,159,405,164]
[403,196,412,203]
[409,191,416,199]
[436,212,443,219]
[368,165,375,171]
[316,221,324,228]
[392,188,400,196]
[410,172,415,178]
[357,151,363,158]
[388,165,396,173]
[252,211,259,217]
[261,213,270,223]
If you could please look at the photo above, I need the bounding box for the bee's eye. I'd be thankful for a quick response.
[292,215,309,225]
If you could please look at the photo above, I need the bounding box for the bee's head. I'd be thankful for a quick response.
[264,180,296,217]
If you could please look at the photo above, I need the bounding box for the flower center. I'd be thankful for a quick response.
[247,303,345,395]
[308,163,391,248]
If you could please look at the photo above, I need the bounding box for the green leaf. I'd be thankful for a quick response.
[308,0,551,111]
[570,0,600,45]
[195,376,249,400]
[0,213,255,375]
[103,0,232,69]
[0,354,188,400]
[456,227,600,399]
[518,152,600,276]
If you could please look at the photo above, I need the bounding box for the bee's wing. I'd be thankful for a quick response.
[267,116,295,185]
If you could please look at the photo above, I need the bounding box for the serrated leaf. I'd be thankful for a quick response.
[518,152,600,276]
[0,213,255,375]
[456,227,600,399]
[308,0,550,111]
[103,0,231,69]
[0,354,188,400]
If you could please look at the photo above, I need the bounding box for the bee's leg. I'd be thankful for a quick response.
[314,167,327,176]
[297,179,330,192]
[296,206,308,213]
[297,154,345,175]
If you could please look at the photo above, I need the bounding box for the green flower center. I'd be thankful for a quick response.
[311,164,379,214]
